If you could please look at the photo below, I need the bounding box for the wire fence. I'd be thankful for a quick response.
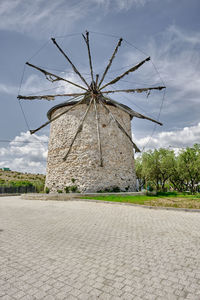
[0,185,37,194]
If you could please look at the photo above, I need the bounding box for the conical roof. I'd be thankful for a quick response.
[47,96,162,126]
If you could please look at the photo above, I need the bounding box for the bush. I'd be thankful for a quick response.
[147,186,154,192]
[57,189,63,193]
[110,186,121,193]
[97,186,121,193]
[64,186,70,193]
[45,187,50,194]
[35,182,45,193]
[157,191,178,197]
[70,185,78,193]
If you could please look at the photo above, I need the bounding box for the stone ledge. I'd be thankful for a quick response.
[0,194,21,197]
[21,191,145,201]
[20,193,200,213]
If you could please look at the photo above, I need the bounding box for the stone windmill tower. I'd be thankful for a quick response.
[18,32,165,193]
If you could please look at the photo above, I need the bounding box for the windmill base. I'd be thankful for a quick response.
[45,103,137,193]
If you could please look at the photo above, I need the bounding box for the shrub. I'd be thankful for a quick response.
[147,186,154,192]
[97,186,121,193]
[112,186,121,193]
[45,187,50,194]
[71,178,76,183]
[64,186,70,193]
[70,185,78,193]
[57,189,63,193]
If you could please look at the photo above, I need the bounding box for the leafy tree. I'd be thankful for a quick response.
[158,148,176,191]
[176,144,200,193]
[135,144,200,193]
[141,149,175,191]
[141,150,160,190]
[135,157,145,190]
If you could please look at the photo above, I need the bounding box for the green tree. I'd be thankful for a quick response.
[141,150,160,190]
[176,144,200,193]
[158,148,176,191]
[135,157,145,191]
[139,148,176,191]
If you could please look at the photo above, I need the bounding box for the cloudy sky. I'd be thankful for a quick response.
[0,0,200,173]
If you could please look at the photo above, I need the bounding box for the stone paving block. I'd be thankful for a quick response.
[50,285,63,294]
[7,288,20,297]
[43,296,55,300]
[70,288,82,297]
[122,292,135,299]
[0,296,14,300]
[110,287,124,297]
[64,295,78,300]
[122,284,134,293]
[0,291,6,297]
[98,292,113,299]
[89,288,102,297]
[12,290,26,299]
[25,287,39,296]
[33,290,48,299]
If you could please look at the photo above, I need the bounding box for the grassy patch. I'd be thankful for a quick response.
[82,195,157,205]
[81,193,200,209]
[156,192,200,198]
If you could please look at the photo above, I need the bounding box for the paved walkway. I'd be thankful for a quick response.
[0,196,200,300]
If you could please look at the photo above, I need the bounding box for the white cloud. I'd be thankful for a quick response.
[134,122,200,151]
[0,0,88,36]
[0,74,53,96]
[93,0,150,11]
[0,131,48,174]
[121,25,200,131]
[0,83,18,95]
[148,26,200,101]
[1,71,83,97]
[168,25,200,46]
[0,0,152,36]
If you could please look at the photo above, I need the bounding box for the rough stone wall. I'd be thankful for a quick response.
[45,103,137,192]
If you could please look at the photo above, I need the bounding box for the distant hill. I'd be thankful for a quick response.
[0,169,45,193]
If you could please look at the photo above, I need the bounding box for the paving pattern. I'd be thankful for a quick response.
[0,196,200,300]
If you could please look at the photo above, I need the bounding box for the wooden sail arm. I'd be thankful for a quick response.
[63,97,94,161]
[131,112,163,126]
[94,99,103,167]
[101,86,166,94]
[51,38,90,89]
[29,96,85,135]
[100,100,140,153]
[98,37,123,88]
[82,31,95,89]
[95,74,99,86]
[26,62,87,91]
[18,93,86,101]
[104,97,163,126]
[100,56,150,90]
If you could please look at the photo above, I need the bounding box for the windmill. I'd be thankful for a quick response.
[18,31,165,192]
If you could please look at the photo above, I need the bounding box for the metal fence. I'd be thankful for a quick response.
[0,185,37,194]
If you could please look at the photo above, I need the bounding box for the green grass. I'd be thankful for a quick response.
[80,192,200,209]
[81,194,157,204]
[156,192,200,199]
